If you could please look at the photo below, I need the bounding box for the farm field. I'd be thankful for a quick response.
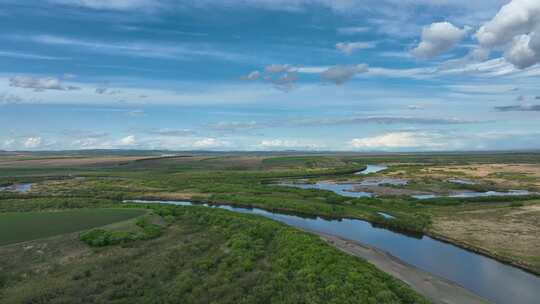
[0,209,145,246]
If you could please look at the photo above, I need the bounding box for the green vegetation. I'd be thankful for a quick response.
[0,206,429,304]
[370,212,431,236]
[80,218,165,247]
[1,151,539,294]
[0,209,144,246]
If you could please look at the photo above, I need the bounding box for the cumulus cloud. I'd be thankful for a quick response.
[336,41,375,55]
[242,64,299,92]
[495,104,540,111]
[241,70,261,81]
[267,72,299,92]
[259,139,323,150]
[476,0,540,69]
[412,22,470,58]
[119,135,136,145]
[349,132,445,150]
[476,0,540,47]
[265,64,294,74]
[9,76,80,91]
[505,34,539,69]
[193,138,218,147]
[320,64,368,84]
[24,137,42,148]
[192,138,230,148]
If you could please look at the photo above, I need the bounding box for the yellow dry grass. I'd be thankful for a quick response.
[431,202,540,273]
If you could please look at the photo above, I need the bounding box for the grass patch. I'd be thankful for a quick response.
[0,209,145,246]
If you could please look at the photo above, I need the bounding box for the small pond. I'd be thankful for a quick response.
[355,164,388,175]
[413,190,536,200]
[280,182,373,198]
[0,183,33,193]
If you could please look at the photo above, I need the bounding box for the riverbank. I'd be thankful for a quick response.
[128,196,540,275]
[427,231,540,276]
[315,231,489,304]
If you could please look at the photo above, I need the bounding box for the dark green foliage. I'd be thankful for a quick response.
[2,206,430,303]
[370,213,432,235]
[509,202,525,207]
[417,194,540,206]
[0,197,117,212]
[80,218,164,247]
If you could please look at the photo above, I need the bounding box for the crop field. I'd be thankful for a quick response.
[0,209,145,246]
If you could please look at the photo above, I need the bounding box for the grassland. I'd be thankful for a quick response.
[429,200,540,272]
[0,209,145,246]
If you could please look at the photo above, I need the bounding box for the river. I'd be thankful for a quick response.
[128,199,540,304]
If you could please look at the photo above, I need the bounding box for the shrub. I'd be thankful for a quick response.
[80,219,164,247]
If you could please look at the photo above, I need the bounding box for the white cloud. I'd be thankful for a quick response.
[259,139,323,150]
[505,34,539,69]
[476,0,540,47]
[119,135,136,145]
[266,72,298,92]
[3,139,15,148]
[242,70,261,81]
[320,64,368,84]
[50,0,157,10]
[348,131,467,151]
[24,137,42,148]
[412,22,470,58]
[475,0,540,69]
[21,34,249,63]
[9,76,80,91]
[337,27,370,35]
[0,50,69,61]
[193,138,216,147]
[265,64,294,74]
[336,41,376,55]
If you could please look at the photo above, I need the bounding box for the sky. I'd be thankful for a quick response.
[1,0,540,152]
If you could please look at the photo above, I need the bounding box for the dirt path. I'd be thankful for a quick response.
[313,231,490,304]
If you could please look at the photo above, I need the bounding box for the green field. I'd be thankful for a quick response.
[0,209,145,246]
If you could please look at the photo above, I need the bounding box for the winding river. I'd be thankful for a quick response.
[128,199,540,304]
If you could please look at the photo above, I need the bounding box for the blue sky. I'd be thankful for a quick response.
[1,0,540,151]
